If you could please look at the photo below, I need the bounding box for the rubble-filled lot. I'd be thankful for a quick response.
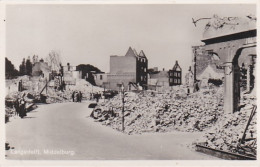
[195,92,257,157]
[91,85,257,157]
[5,76,103,121]
[91,85,224,135]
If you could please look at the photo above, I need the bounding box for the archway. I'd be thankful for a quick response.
[232,45,256,112]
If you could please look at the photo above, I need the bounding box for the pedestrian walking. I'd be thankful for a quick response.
[79,91,82,102]
[72,91,75,102]
[18,80,22,92]
[18,98,27,118]
[76,92,80,102]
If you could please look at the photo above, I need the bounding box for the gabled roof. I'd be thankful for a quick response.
[138,50,147,58]
[173,61,182,71]
[125,47,137,57]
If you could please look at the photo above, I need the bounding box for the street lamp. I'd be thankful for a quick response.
[121,84,125,132]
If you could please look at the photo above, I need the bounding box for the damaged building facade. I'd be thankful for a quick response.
[148,69,170,91]
[169,61,182,86]
[106,47,148,91]
[63,63,82,85]
[148,61,182,91]
[191,45,224,88]
[32,59,52,81]
[193,15,256,113]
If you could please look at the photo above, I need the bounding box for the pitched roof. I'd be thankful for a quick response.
[139,50,146,58]
[173,61,182,71]
[125,47,137,57]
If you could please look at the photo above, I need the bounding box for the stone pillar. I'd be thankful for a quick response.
[224,63,234,114]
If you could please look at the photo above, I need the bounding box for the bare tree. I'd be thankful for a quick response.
[45,50,62,72]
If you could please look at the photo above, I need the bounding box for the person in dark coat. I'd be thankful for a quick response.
[76,91,79,102]
[18,98,27,118]
[79,91,82,102]
[14,99,20,116]
[72,91,75,102]
[74,91,79,102]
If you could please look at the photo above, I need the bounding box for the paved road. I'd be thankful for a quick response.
[6,101,219,160]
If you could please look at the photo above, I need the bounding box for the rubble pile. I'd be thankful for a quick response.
[91,86,224,135]
[66,79,103,100]
[195,92,257,156]
[5,77,102,121]
[5,91,38,121]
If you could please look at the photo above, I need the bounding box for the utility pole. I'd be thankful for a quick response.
[193,47,197,84]
[121,84,125,132]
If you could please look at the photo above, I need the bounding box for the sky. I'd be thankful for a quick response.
[6,4,256,75]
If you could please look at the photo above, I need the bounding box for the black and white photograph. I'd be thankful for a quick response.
[2,1,258,162]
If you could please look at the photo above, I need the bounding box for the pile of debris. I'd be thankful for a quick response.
[5,91,38,122]
[5,76,103,122]
[91,85,224,135]
[66,79,103,100]
[194,92,257,157]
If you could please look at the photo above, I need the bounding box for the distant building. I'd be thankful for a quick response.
[107,47,148,91]
[94,73,107,87]
[191,45,224,83]
[32,59,51,80]
[148,69,170,91]
[197,63,224,87]
[169,61,182,86]
[63,63,82,85]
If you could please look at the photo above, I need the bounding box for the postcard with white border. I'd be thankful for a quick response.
[1,0,259,166]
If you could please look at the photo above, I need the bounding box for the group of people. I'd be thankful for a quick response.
[72,91,83,102]
[90,92,102,102]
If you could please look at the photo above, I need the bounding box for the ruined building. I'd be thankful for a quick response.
[63,63,82,85]
[169,61,182,86]
[106,47,148,91]
[32,59,51,81]
[191,45,224,87]
[148,68,170,91]
[194,15,256,113]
